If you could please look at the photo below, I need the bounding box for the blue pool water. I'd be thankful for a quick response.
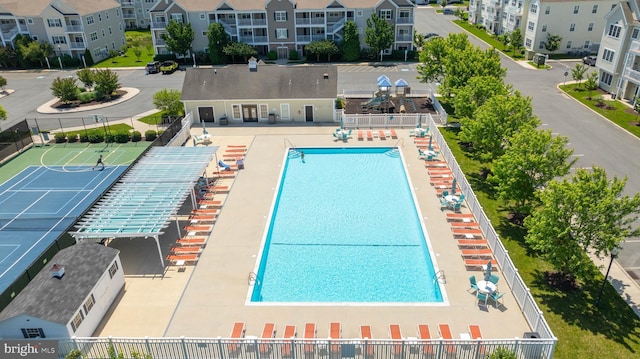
[251,147,443,303]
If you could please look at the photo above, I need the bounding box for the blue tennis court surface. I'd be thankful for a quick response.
[0,165,126,293]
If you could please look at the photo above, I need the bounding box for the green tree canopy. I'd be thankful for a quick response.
[0,105,7,121]
[50,77,77,104]
[162,20,194,58]
[572,63,588,89]
[509,29,523,51]
[153,89,183,116]
[440,46,505,97]
[413,30,425,51]
[364,14,393,61]
[544,33,562,54]
[491,127,575,213]
[223,42,257,63]
[452,76,510,119]
[460,91,540,162]
[206,22,231,65]
[76,68,94,90]
[19,41,52,67]
[341,20,360,62]
[93,69,120,100]
[305,40,339,62]
[525,167,640,278]
[416,36,448,84]
[0,76,7,90]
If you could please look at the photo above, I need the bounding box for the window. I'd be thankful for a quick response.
[21,329,45,339]
[280,104,290,119]
[357,10,363,17]
[530,4,537,14]
[171,13,183,23]
[101,29,105,37]
[87,15,94,25]
[611,4,616,10]
[32,35,38,41]
[202,31,207,37]
[119,23,122,31]
[601,72,613,86]
[108,261,118,278]
[70,311,84,332]
[98,13,102,22]
[527,21,534,31]
[602,49,615,62]
[112,42,115,49]
[274,11,287,22]
[90,32,98,41]
[47,19,62,27]
[545,6,550,14]
[51,36,66,44]
[608,24,622,38]
[569,23,575,32]
[108,27,112,35]
[259,104,268,119]
[541,25,547,32]
[106,12,109,20]
[232,105,240,119]
[83,294,95,315]
[379,9,392,20]
[573,5,579,14]
[584,41,590,49]
[200,13,205,20]
[27,18,33,24]
[592,5,598,13]
[587,23,593,31]
[633,28,640,39]
[275,28,287,39]
[525,38,532,47]
[538,41,545,49]
[566,40,572,49]
[116,9,120,17]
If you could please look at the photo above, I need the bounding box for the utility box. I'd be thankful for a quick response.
[219,116,228,126]
[268,113,276,124]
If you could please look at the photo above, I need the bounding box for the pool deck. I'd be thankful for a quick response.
[94,125,532,341]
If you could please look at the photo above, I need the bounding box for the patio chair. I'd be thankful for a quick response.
[489,274,500,285]
[491,291,506,308]
[468,275,479,294]
[476,291,488,306]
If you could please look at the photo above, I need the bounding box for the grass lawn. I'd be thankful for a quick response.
[138,110,167,126]
[527,61,550,70]
[559,84,640,138]
[63,123,133,138]
[453,20,525,60]
[441,127,640,358]
[93,30,154,68]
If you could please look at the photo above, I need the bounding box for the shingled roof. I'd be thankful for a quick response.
[181,64,338,101]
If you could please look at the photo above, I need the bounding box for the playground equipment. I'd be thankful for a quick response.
[361,75,397,113]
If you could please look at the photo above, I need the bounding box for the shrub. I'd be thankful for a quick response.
[113,131,130,143]
[359,48,377,61]
[67,134,79,143]
[77,91,96,104]
[79,133,89,142]
[145,129,157,141]
[267,51,277,60]
[60,54,81,68]
[88,130,104,143]
[153,53,177,62]
[54,132,66,143]
[105,132,115,143]
[390,50,417,61]
[131,130,142,142]
[288,49,299,60]
[335,98,345,109]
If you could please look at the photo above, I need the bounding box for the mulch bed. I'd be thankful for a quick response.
[52,90,127,109]
[344,97,437,115]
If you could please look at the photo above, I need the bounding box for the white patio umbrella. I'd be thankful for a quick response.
[484,261,492,282]
[451,178,457,196]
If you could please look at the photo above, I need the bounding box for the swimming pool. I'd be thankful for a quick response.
[250,147,444,304]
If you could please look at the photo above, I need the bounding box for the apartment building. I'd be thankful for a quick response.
[148,0,415,58]
[0,0,125,63]
[117,0,160,29]
[597,0,640,101]
[469,0,615,58]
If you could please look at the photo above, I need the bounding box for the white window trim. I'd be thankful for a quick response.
[259,104,268,119]
[357,10,363,17]
[232,104,241,120]
[280,103,290,119]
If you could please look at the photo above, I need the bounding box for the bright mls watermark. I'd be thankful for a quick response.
[2,340,57,358]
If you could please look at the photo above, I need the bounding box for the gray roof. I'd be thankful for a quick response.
[0,243,120,325]
[181,65,338,101]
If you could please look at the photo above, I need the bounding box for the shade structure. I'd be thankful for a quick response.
[71,146,218,267]
[484,261,492,282]
[394,78,409,87]
[377,74,390,83]
[377,77,392,88]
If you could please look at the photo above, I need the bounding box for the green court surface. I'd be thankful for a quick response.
[0,142,150,184]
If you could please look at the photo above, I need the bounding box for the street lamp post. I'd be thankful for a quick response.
[596,247,619,307]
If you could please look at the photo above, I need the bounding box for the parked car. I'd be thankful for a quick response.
[160,60,178,74]
[442,7,455,15]
[424,32,440,39]
[583,55,597,66]
[145,61,161,74]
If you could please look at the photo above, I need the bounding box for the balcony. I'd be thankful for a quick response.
[396,17,414,24]
[624,67,640,84]
[630,40,640,55]
[0,27,17,41]
[65,25,83,33]
[151,21,167,29]
[239,35,268,43]
[295,18,325,26]
[120,0,134,5]
[396,34,412,42]
[237,18,267,27]
[155,38,166,45]
[296,34,326,43]
[123,13,136,20]
[69,41,86,49]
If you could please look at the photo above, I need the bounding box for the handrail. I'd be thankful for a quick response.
[393,138,404,148]
[248,271,261,286]
[284,138,296,150]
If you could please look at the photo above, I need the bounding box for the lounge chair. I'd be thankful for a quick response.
[460,248,493,258]
[457,239,488,248]
[183,225,213,234]
[358,130,364,141]
[170,246,202,254]
[438,324,456,355]
[176,237,207,246]
[303,323,316,354]
[468,275,479,293]
[228,322,246,355]
[259,322,276,357]
[226,148,247,153]
[212,171,236,178]
[166,253,198,264]
[452,229,483,238]
[450,221,479,228]
[360,325,374,358]
[425,161,448,168]
[207,186,229,193]
[417,324,434,356]
[390,128,398,139]
[329,322,341,356]
[227,145,247,148]
[446,213,475,221]
[469,325,486,356]
[378,130,386,139]
[389,324,403,357]
[465,259,497,270]
[281,325,296,358]
[189,215,216,223]
[196,201,222,208]
[367,130,373,141]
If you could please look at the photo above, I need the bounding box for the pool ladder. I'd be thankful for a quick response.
[434,270,446,284]
[248,271,261,286]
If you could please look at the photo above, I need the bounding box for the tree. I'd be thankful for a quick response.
[491,127,576,214]
[305,40,339,62]
[440,0,447,7]
[584,71,599,99]
[454,7,466,21]
[413,30,425,51]
[50,77,78,104]
[83,49,94,67]
[133,47,142,61]
[223,42,257,63]
[76,68,94,90]
[572,63,588,89]
[417,36,448,84]
[0,105,6,121]
[341,20,360,62]
[0,76,7,90]
[93,69,120,100]
[206,22,231,65]
[509,28,523,53]
[0,46,16,68]
[153,89,183,116]
[460,91,540,162]
[497,32,510,50]
[544,33,562,54]
[439,46,505,97]
[19,41,52,67]
[453,76,510,119]
[364,14,393,61]
[525,167,640,281]
[162,20,194,59]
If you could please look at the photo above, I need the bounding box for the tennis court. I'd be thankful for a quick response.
[0,143,147,294]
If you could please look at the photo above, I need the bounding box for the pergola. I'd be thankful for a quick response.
[71,146,218,267]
